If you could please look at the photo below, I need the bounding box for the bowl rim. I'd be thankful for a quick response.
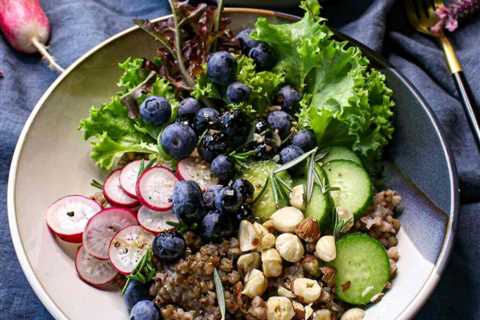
[7,7,459,320]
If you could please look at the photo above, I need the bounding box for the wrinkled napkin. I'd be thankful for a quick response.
[0,0,478,318]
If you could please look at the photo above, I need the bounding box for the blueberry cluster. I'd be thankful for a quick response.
[171,178,254,243]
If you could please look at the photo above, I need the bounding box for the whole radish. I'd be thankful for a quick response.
[0,0,63,72]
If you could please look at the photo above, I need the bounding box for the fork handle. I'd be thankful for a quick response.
[452,71,480,148]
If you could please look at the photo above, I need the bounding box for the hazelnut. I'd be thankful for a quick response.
[295,218,321,243]
[254,222,276,251]
[315,235,336,262]
[292,278,322,304]
[242,269,268,298]
[239,220,260,252]
[276,233,305,263]
[263,219,276,233]
[305,304,314,320]
[237,252,261,274]
[312,309,332,320]
[266,297,295,320]
[262,248,283,278]
[340,308,365,320]
[291,300,305,319]
[301,255,321,277]
[289,185,305,210]
[277,286,296,299]
[271,207,304,232]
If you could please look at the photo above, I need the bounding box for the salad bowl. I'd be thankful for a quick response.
[8,7,458,320]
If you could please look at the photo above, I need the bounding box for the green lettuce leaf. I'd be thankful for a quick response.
[253,0,394,161]
[117,57,149,92]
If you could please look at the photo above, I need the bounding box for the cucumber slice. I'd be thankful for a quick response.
[333,233,390,305]
[294,175,331,230]
[323,160,372,218]
[242,161,292,221]
[322,146,362,166]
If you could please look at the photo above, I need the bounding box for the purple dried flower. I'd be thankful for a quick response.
[433,0,480,33]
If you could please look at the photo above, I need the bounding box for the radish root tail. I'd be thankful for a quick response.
[31,37,64,73]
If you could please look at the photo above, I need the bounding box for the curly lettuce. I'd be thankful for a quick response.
[80,58,177,170]
[253,0,394,161]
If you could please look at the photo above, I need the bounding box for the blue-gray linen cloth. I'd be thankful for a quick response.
[0,0,479,319]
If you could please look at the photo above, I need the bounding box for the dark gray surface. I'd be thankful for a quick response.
[0,0,479,319]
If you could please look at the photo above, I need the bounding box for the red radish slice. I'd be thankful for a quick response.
[104,169,138,207]
[120,160,143,198]
[109,225,155,275]
[83,208,137,260]
[75,246,118,289]
[46,195,101,243]
[176,157,218,190]
[137,206,178,234]
[136,166,178,211]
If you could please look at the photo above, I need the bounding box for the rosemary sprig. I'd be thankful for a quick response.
[90,179,104,190]
[213,268,226,320]
[137,158,157,178]
[229,150,256,169]
[121,248,157,295]
[332,209,354,238]
[306,151,316,203]
[273,147,318,174]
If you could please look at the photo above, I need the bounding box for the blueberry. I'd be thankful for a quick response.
[277,85,302,114]
[161,123,197,160]
[236,28,259,54]
[211,155,234,183]
[124,280,150,312]
[129,300,159,320]
[255,119,269,133]
[200,210,236,242]
[198,131,228,162]
[215,187,242,213]
[178,97,201,121]
[219,110,251,148]
[194,107,220,133]
[249,43,276,70]
[203,184,223,208]
[140,96,171,126]
[226,82,251,103]
[152,232,186,262]
[172,180,205,224]
[292,129,316,151]
[231,178,254,202]
[207,51,237,85]
[267,111,292,139]
[279,144,305,175]
[235,204,254,222]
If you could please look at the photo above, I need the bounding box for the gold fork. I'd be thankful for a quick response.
[405,0,480,148]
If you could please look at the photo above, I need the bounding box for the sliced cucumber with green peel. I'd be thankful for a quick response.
[321,146,362,166]
[242,161,292,221]
[333,233,390,305]
[295,174,331,230]
[323,160,372,218]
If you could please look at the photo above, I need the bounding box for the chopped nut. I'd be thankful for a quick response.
[242,269,268,298]
[336,208,354,232]
[295,218,321,243]
[315,235,336,262]
[312,309,331,320]
[301,255,321,278]
[276,233,305,263]
[254,222,270,237]
[387,246,399,261]
[239,220,260,252]
[266,296,295,320]
[278,286,296,299]
[263,219,276,233]
[292,278,322,304]
[271,207,304,232]
[289,185,305,210]
[260,233,276,251]
[304,304,314,320]
[340,308,365,320]
[237,252,261,274]
[249,296,268,320]
[291,300,305,319]
[262,248,283,278]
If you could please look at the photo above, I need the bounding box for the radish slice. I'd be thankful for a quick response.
[46,195,101,243]
[176,157,218,190]
[137,206,178,234]
[109,225,155,275]
[136,166,178,211]
[75,246,118,289]
[104,169,138,207]
[120,160,143,198]
[83,208,138,260]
